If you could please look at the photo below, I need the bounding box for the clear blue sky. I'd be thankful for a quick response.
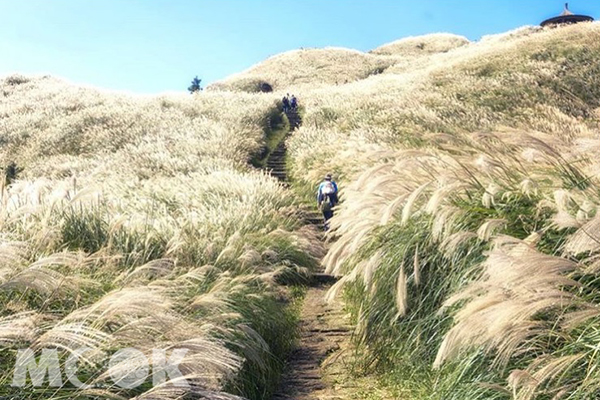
[0,0,597,93]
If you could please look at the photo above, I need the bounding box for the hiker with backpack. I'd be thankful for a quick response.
[317,173,339,230]
[282,94,290,113]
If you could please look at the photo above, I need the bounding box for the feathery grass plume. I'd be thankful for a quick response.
[425,182,466,214]
[65,287,173,325]
[395,263,408,317]
[130,386,245,400]
[362,251,382,289]
[0,240,29,269]
[325,267,359,303]
[476,219,508,241]
[1,266,70,296]
[118,258,176,284]
[440,231,478,258]
[94,338,242,395]
[563,214,600,256]
[0,251,96,301]
[191,291,231,312]
[401,182,432,225]
[509,354,586,400]
[0,312,40,345]
[32,322,112,364]
[518,178,538,197]
[413,243,421,287]
[435,237,580,369]
[481,183,501,208]
[552,210,583,230]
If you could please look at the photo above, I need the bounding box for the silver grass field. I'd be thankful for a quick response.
[2,20,600,400]
[0,76,323,399]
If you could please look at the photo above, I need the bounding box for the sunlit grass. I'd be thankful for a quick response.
[0,75,322,399]
[283,22,600,399]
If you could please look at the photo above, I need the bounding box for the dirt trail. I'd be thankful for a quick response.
[265,110,354,400]
[272,285,353,400]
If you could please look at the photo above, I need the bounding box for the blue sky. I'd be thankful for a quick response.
[0,0,597,93]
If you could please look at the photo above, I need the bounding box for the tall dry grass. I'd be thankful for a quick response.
[3,18,600,400]
[0,75,322,399]
[279,22,600,399]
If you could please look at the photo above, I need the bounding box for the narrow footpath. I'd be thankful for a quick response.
[265,109,353,400]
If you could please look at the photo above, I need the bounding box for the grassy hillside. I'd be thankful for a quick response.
[369,33,469,56]
[282,22,600,399]
[2,20,600,400]
[0,75,323,399]
[208,47,397,92]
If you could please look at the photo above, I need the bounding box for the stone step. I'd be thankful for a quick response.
[307,327,352,334]
[287,373,321,383]
[309,273,340,285]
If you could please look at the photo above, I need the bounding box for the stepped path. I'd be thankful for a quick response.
[266,109,353,400]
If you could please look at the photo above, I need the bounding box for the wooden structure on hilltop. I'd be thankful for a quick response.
[541,3,594,27]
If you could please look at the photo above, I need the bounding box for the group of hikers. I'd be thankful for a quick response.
[316,173,339,231]
[282,93,298,113]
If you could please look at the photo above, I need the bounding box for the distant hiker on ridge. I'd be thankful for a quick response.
[290,94,298,111]
[282,94,290,112]
[317,173,339,231]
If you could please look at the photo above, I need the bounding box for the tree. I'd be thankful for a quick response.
[188,76,202,93]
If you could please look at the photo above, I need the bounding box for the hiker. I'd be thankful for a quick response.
[282,94,290,113]
[317,173,339,230]
[290,94,298,111]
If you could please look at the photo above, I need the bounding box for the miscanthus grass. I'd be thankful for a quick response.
[281,22,600,399]
[3,19,600,400]
[0,76,323,399]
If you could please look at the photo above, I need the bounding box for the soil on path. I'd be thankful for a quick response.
[272,284,352,400]
[265,109,356,400]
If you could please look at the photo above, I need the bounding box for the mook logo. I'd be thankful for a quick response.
[12,347,189,389]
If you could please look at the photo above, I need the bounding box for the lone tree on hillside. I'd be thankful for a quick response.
[188,76,203,93]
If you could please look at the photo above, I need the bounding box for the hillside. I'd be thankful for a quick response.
[0,74,323,400]
[208,47,397,92]
[286,22,600,400]
[2,20,600,400]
